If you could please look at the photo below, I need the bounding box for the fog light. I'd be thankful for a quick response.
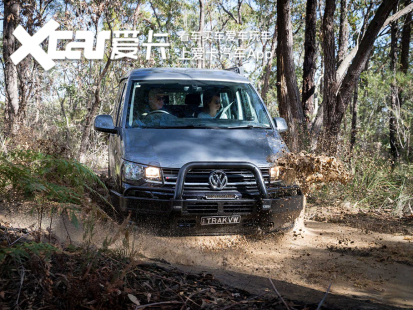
[270,166,280,182]
[145,167,161,181]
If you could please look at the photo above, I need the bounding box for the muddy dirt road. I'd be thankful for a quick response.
[1,204,412,309]
[135,208,413,309]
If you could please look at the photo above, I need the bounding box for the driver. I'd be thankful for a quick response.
[148,88,167,111]
[138,88,176,126]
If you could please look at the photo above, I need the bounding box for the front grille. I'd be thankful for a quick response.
[223,201,255,213]
[162,168,269,191]
[268,187,300,198]
[187,202,219,213]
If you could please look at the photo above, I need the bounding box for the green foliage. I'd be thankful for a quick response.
[348,156,411,211]
[315,154,413,216]
[0,150,113,229]
[0,242,58,265]
[0,150,107,204]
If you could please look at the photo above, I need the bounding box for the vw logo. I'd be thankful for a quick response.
[209,170,228,190]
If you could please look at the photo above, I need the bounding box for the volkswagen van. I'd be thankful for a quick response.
[94,68,304,234]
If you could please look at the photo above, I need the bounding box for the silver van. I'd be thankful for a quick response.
[94,68,304,234]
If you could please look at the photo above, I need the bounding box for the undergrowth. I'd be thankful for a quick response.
[0,149,145,309]
[312,154,413,217]
[0,149,113,226]
[1,234,300,310]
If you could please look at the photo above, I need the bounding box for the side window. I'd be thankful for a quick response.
[220,92,236,119]
[236,89,255,121]
[242,90,257,121]
[114,80,127,126]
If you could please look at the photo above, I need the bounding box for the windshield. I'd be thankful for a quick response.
[125,81,271,129]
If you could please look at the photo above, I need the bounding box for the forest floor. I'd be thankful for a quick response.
[1,200,412,309]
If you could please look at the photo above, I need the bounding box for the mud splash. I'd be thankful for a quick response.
[268,152,352,194]
[2,201,413,309]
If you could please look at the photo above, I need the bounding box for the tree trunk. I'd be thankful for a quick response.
[3,0,20,136]
[277,0,306,152]
[302,0,317,127]
[78,59,112,163]
[311,101,324,151]
[318,0,338,154]
[237,0,242,24]
[400,5,411,75]
[399,1,411,98]
[398,1,412,160]
[350,80,358,152]
[390,4,400,167]
[261,28,277,104]
[319,0,397,155]
[198,0,204,69]
[337,0,349,66]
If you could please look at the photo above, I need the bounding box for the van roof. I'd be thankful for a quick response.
[123,68,250,83]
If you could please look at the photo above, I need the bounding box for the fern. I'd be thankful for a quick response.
[0,150,113,227]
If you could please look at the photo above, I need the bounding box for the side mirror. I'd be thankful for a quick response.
[94,115,118,134]
[273,117,288,133]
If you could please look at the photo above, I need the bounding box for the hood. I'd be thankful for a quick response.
[122,128,287,168]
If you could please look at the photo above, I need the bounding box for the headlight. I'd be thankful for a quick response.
[145,167,161,181]
[122,161,162,183]
[123,161,144,182]
[270,166,280,182]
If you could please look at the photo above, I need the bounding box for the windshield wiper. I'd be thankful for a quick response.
[154,125,213,129]
[226,125,270,129]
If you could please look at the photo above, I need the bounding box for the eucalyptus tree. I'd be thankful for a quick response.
[2,0,19,135]
[317,0,413,155]
[301,0,317,127]
[277,0,306,152]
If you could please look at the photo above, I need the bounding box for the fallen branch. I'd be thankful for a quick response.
[134,300,182,309]
[221,293,265,310]
[184,288,209,307]
[316,283,332,310]
[269,278,290,310]
[15,265,25,308]
[10,231,32,246]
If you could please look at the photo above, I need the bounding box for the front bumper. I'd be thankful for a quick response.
[111,162,304,233]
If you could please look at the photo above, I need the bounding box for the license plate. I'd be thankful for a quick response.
[200,215,241,225]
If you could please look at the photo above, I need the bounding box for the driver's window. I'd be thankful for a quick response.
[114,80,127,126]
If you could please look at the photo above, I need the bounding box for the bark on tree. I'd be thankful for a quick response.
[350,80,358,152]
[237,0,242,25]
[261,28,277,104]
[3,0,20,136]
[389,4,400,167]
[132,2,141,30]
[399,6,411,74]
[318,0,337,154]
[398,1,411,107]
[337,0,349,66]
[277,0,306,152]
[302,0,317,127]
[198,0,204,69]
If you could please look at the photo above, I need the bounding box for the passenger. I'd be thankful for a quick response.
[198,93,221,118]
